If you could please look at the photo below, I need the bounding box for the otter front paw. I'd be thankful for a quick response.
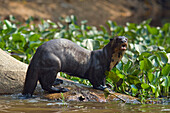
[49,87,69,93]
[93,85,108,91]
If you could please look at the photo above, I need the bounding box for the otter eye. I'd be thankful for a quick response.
[116,38,121,42]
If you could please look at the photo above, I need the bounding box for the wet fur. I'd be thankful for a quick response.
[22,36,127,96]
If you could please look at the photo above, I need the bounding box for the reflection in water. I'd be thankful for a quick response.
[0,95,169,113]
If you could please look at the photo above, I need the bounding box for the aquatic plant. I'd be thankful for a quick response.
[0,15,169,102]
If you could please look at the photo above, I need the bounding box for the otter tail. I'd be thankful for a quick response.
[22,58,39,96]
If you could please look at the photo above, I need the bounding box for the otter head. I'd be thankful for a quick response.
[109,36,128,70]
[110,36,128,53]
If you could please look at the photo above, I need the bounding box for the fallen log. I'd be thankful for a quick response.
[44,77,140,104]
[0,49,140,103]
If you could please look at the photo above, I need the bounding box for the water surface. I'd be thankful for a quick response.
[0,95,169,113]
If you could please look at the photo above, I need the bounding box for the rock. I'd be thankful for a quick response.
[0,49,28,94]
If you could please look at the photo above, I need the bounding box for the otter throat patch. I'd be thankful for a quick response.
[109,52,124,70]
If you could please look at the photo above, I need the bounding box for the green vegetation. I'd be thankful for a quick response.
[0,15,169,103]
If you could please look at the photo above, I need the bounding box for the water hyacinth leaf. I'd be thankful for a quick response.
[161,76,169,87]
[141,83,150,89]
[9,15,16,21]
[43,21,50,29]
[117,73,125,79]
[130,84,138,96]
[82,39,100,50]
[70,15,77,24]
[127,75,141,85]
[131,69,140,76]
[47,19,57,26]
[116,61,123,70]
[123,60,132,73]
[148,72,154,83]
[29,41,42,48]
[106,20,117,31]
[29,34,40,41]
[81,20,88,24]
[162,64,170,76]
[26,16,34,24]
[0,41,5,48]
[162,23,170,33]
[165,47,170,53]
[12,33,25,43]
[8,28,17,35]
[156,51,168,64]
[135,44,147,54]
[140,58,153,71]
[142,19,152,25]
[4,20,13,29]
[146,25,159,35]
[151,56,160,67]
[126,22,136,30]
[139,52,152,61]
[150,84,156,93]
[155,91,159,98]
[140,60,144,71]
[100,25,107,34]
[81,24,86,31]
[107,71,120,84]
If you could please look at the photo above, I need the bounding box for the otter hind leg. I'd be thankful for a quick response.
[39,68,69,93]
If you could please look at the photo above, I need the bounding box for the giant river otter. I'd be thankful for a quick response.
[22,36,128,97]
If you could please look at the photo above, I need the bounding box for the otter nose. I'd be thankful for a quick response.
[121,38,127,43]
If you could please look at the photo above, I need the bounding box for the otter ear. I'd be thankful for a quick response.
[110,38,113,41]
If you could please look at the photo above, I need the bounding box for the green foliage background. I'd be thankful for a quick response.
[0,15,169,102]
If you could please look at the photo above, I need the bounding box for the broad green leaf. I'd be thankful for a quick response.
[12,33,25,43]
[141,83,150,89]
[123,60,132,73]
[156,51,168,64]
[165,47,170,53]
[81,20,88,24]
[130,84,138,96]
[150,84,156,93]
[106,20,117,31]
[155,91,159,98]
[140,52,152,60]
[70,15,77,24]
[29,34,40,41]
[9,15,16,21]
[135,44,147,54]
[140,58,153,71]
[142,19,152,25]
[140,60,144,71]
[4,20,13,29]
[116,61,123,70]
[146,25,159,35]
[26,16,34,24]
[161,76,169,87]
[106,71,120,84]
[162,64,170,76]
[126,22,136,30]
[151,56,160,67]
[162,23,170,33]
[82,39,100,50]
[29,41,41,48]
[148,72,154,83]
[117,74,125,79]
[127,75,141,85]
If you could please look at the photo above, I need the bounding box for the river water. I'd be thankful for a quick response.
[0,95,170,113]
